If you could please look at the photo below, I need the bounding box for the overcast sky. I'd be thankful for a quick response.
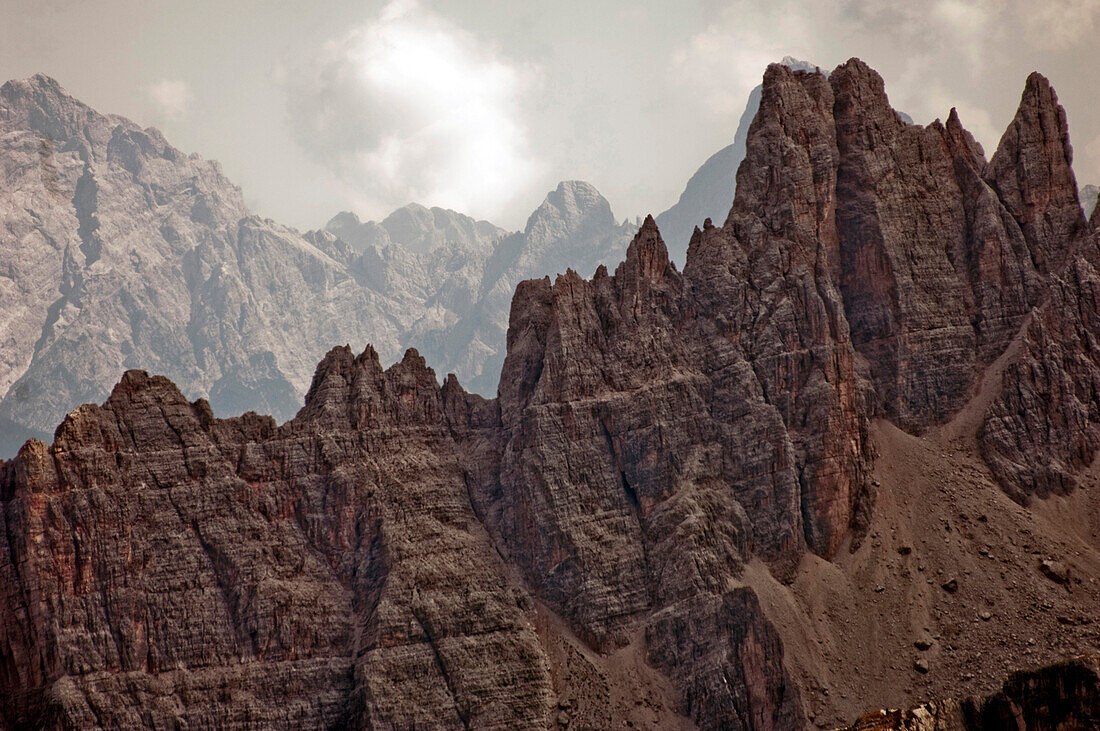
[3,0,1098,231]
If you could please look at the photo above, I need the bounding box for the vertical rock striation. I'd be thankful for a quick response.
[3,58,1100,730]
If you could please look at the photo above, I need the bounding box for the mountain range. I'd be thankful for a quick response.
[0,59,848,459]
[3,57,1100,729]
[0,74,643,456]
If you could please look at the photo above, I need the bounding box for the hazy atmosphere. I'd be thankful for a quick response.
[6,2,1100,727]
[4,0,1098,230]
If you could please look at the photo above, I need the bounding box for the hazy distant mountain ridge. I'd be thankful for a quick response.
[0,75,637,454]
[1084,183,1098,219]
[323,181,636,396]
[324,203,505,255]
[0,75,420,452]
[411,180,635,395]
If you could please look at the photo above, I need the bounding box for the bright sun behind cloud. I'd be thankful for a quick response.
[285,0,539,223]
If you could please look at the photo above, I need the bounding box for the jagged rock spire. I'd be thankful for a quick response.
[985,71,1088,274]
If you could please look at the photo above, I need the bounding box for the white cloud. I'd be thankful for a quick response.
[671,0,1020,151]
[1020,0,1100,48]
[145,79,191,119]
[932,0,990,31]
[284,0,540,222]
[671,1,821,118]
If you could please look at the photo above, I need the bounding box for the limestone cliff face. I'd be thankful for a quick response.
[973,75,1100,503]
[3,59,1100,730]
[0,74,411,452]
[1,353,556,729]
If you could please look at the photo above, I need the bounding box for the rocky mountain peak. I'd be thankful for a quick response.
[1,72,64,105]
[524,180,615,243]
[945,106,988,169]
[1,73,97,148]
[779,55,826,75]
[832,57,910,138]
[1082,183,1098,222]
[620,214,671,281]
[985,69,1086,274]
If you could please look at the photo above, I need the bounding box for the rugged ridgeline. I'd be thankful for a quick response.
[0,74,410,451]
[654,56,913,267]
[0,72,634,456]
[4,59,1100,730]
[328,182,636,397]
[654,56,819,266]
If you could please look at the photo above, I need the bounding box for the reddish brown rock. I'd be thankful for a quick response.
[844,656,1100,730]
[975,75,1098,503]
[1,354,557,728]
[832,59,979,431]
[942,107,1043,364]
[492,217,811,726]
[979,247,1100,501]
[984,72,1089,277]
[4,57,1100,731]
[725,63,870,557]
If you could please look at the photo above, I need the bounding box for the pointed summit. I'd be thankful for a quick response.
[0,73,67,101]
[622,214,671,281]
[524,181,615,242]
[0,73,99,146]
[944,107,988,171]
[985,71,1086,274]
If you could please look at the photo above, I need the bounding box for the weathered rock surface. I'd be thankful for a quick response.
[0,73,637,456]
[403,180,637,397]
[984,73,1088,278]
[3,58,1100,731]
[324,203,504,256]
[655,56,827,266]
[1,353,557,728]
[975,76,1098,502]
[0,74,414,448]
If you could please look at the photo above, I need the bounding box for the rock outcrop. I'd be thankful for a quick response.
[3,58,1100,730]
[656,57,827,266]
[975,76,1097,502]
[845,656,1100,730]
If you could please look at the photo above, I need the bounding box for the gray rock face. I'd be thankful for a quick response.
[654,85,759,265]
[0,74,416,448]
[0,74,634,456]
[1082,184,1098,220]
[324,203,504,256]
[402,181,636,397]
